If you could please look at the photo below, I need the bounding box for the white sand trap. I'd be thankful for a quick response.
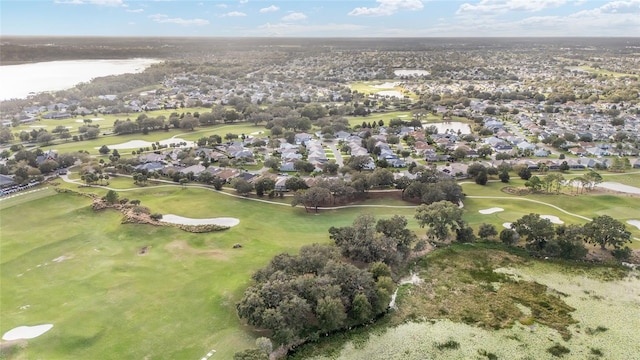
[160,214,239,227]
[29,125,47,128]
[540,215,564,224]
[627,220,640,230]
[2,324,53,341]
[597,182,640,195]
[373,82,400,88]
[502,222,512,229]
[377,90,404,98]
[96,137,194,150]
[479,207,504,215]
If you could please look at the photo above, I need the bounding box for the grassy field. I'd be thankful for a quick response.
[1,168,638,359]
[0,186,421,359]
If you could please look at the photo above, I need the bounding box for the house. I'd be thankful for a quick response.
[0,174,15,188]
[280,162,296,172]
[274,177,288,191]
[36,150,57,165]
[139,153,165,163]
[135,162,164,172]
[294,133,312,145]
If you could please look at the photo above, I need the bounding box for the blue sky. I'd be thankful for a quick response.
[1,0,639,37]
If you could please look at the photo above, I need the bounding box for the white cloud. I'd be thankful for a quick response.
[239,0,248,3]
[126,8,144,13]
[597,0,640,14]
[259,5,279,13]
[54,0,85,4]
[54,0,124,5]
[149,14,209,26]
[90,0,124,6]
[258,22,366,36]
[281,12,307,21]
[456,0,573,16]
[216,4,228,8]
[223,11,247,17]
[349,0,423,17]
[411,1,640,36]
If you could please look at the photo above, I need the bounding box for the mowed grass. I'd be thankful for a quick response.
[0,188,418,359]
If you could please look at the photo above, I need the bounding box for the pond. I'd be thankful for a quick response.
[394,69,430,77]
[424,122,472,135]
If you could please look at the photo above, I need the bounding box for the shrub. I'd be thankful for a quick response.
[150,213,163,220]
[547,343,570,357]
[435,339,460,350]
[611,246,631,261]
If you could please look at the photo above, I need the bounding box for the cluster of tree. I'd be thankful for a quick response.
[0,149,85,183]
[505,214,632,260]
[329,214,416,266]
[414,200,476,243]
[237,212,419,357]
[236,244,394,348]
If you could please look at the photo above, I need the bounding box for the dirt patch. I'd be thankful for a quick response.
[164,240,227,260]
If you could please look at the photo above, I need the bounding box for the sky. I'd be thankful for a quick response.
[1,0,639,37]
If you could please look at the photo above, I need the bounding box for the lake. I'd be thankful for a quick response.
[0,58,161,100]
[424,122,472,135]
[394,69,430,77]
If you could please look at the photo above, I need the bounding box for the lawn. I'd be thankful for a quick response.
[0,186,421,359]
[2,170,638,359]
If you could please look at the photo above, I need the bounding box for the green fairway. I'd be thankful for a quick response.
[0,187,420,359]
[2,170,638,359]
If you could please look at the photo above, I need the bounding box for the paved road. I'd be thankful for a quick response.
[326,143,344,167]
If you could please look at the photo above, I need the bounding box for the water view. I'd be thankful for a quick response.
[425,122,472,135]
[0,58,161,100]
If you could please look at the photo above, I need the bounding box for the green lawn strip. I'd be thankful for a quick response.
[2,190,417,359]
[0,186,57,210]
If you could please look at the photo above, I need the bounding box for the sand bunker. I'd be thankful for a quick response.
[502,222,512,229]
[377,90,404,98]
[2,324,53,341]
[160,214,240,227]
[479,207,504,215]
[627,220,640,231]
[96,137,194,150]
[596,182,640,195]
[541,215,564,224]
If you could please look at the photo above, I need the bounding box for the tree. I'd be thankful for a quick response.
[36,131,54,145]
[455,225,476,243]
[292,186,331,213]
[499,169,510,183]
[99,145,110,155]
[233,349,268,360]
[38,159,59,174]
[552,224,588,259]
[477,145,493,159]
[254,177,275,197]
[478,223,498,240]
[285,176,309,192]
[517,166,532,180]
[414,200,464,241]
[104,190,119,204]
[347,155,371,172]
[500,228,519,245]
[583,215,631,250]
[233,178,253,196]
[511,214,555,252]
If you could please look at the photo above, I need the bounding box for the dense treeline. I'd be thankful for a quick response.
[236,244,393,346]
[236,214,417,355]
